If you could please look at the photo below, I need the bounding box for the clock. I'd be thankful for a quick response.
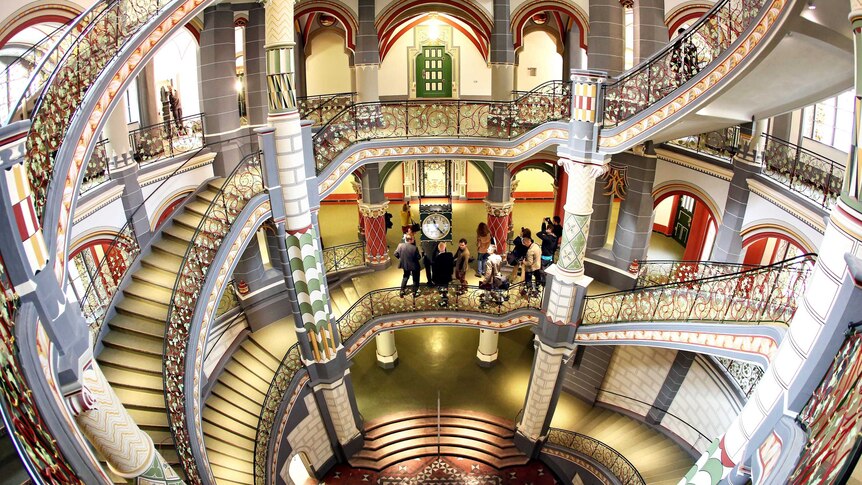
[422,213,451,240]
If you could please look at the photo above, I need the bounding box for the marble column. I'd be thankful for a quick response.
[200,4,243,176]
[485,162,513,255]
[490,0,515,100]
[354,0,380,102]
[246,4,268,127]
[375,331,398,369]
[587,0,624,76]
[610,143,657,269]
[634,0,666,62]
[476,329,499,367]
[104,95,131,158]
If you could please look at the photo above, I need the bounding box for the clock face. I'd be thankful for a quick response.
[422,213,451,240]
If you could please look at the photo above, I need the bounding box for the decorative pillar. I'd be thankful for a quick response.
[490,0,515,100]
[136,60,159,128]
[610,143,657,269]
[515,71,608,457]
[262,0,364,459]
[587,0,624,76]
[200,4,243,175]
[246,4,268,126]
[476,329,499,367]
[634,0,666,62]
[485,162,513,254]
[586,172,613,255]
[359,202,390,267]
[104,95,131,158]
[375,331,398,369]
[680,7,862,482]
[354,0,380,102]
[72,362,181,483]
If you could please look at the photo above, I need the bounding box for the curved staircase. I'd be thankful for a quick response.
[95,179,226,477]
[202,317,297,485]
[351,410,529,471]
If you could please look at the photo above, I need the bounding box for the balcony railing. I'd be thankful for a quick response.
[715,356,763,398]
[634,258,761,288]
[546,428,645,485]
[602,0,768,127]
[583,254,816,326]
[664,126,739,160]
[762,134,844,209]
[129,113,205,165]
[312,80,571,174]
[322,242,365,274]
[255,342,303,484]
[298,91,356,126]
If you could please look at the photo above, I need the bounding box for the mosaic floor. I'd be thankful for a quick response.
[323,456,559,484]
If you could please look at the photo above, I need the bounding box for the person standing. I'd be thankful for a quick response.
[395,235,421,297]
[476,222,492,277]
[522,236,542,296]
[400,202,413,233]
[384,212,394,234]
[432,242,455,306]
[482,245,505,305]
[536,224,558,286]
[453,238,471,294]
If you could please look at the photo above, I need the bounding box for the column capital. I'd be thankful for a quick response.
[484,199,515,217]
[557,156,607,179]
[358,200,389,218]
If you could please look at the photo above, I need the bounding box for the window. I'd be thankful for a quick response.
[801,89,855,152]
[125,81,140,125]
[624,7,634,70]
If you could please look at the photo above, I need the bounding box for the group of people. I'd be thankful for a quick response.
[393,213,564,304]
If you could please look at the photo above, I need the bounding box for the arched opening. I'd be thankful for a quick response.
[652,191,718,261]
[516,29,563,91]
[512,165,555,200]
[150,26,201,126]
[153,191,193,230]
[67,235,134,308]
[306,27,353,95]
[741,232,807,265]
[288,452,316,485]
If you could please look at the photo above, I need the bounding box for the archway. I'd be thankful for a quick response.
[306,28,353,95]
[516,29,563,91]
[652,190,718,261]
[741,231,808,266]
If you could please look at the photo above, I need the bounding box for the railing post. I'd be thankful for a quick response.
[405,99,409,137]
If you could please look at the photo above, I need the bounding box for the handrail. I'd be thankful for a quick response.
[297,91,356,126]
[129,113,206,166]
[546,427,645,485]
[312,80,571,174]
[322,242,365,274]
[582,253,816,326]
[602,0,768,127]
[634,258,762,288]
[163,150,264,483]
[592,387,711,450]
[761,133,844,209]
[664,126,739,161]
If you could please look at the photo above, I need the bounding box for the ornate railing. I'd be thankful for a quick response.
[313,80,571,173]
[79,139,112,194]
[254,342,303,484]
[715,357,763,398]
[298,91,356,126]
[602,0,767,127]
[322,242,365,274]
[164,151,263,482]
[635,259,761,288]
[129,113,205,165]
[583,254,816,326]
[78,223,140,329]
[762,134,844,209]
[546,428,645,485]
[789,329,862,484]
[0,261,82,483]
[24,0,172,221]
[215,280,239,318]
[664,126,739,160]
[0,22,70,122]
[335,282,542,343]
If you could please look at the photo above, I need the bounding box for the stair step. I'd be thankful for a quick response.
[202,413,257,441]
[98,348,162,374]
[114,296,168,322]
[173,211,205,230]
[209,463,253,485]
[126,408,169,428]
[365,416,514,442]
[216,368,268,399]
[208,384,263,415]
[133,266,178,288]
[151,237,190,257]
[204,395,261,429]
[101,331,164,357]
[341,281,360,303]
[204,434,254,459]
[99,365,163,388]
[122,279,173,302]
[350,445,528,472]
[106,313,166,339]
[112,386,165,410]
[162,223,196,243]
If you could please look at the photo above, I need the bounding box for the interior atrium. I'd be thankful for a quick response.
[0,0,859,483]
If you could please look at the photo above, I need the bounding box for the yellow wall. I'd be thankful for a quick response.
[383,165,404,196]
[466,163,489,196]
[516,30,562,91]
[306,30,352,95]
[653,196,674,228]
[512,168,554,195]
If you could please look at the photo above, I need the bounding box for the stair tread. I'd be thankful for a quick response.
[106,313,166,338]
[99,365,163,388]
[122,280,174,302]
[112,386,165,410]
[101,331,163,356]
[203,396,261,429]
[114,297,168,322]
[366,417,514,442]
[97,348,162,374]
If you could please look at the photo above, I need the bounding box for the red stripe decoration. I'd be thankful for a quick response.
[12,199,39,241]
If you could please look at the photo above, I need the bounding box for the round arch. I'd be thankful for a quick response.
[511,0,588,53]
[652,184,720,260]
[378,11,489,61]
[510,158,556,178]
[295,0,358,52]
[152,189,194,231]
[652,181,722,226]
[0,1,80,48]
[740,223,816,254]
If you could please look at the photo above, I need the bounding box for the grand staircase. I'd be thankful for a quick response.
[202,317,297,485]
[95,179,226,477]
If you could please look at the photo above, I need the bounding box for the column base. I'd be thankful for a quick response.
[339,431,366,461]
[367,257,391,271]
[476,349,498,367]
[513,428,544,459]
[376,350,399,369]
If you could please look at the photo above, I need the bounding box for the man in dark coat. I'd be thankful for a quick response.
[395,235,421,297]
[432,242,455,306]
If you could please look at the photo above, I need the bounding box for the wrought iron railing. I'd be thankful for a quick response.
[79,139,112,194]
[664,126,739,160]
[163,151,264,482]
[322,242,365,274]
[312,80,571,173]
[582,254,816,326]
[762,134,844,209]
[715,357,763,398]
[298,91,356,126]
[254,342,303,484]
[335,282,542,343]
[602,0,768,127]
[789,329,862,484]
[129,113,205,165]
[634,258,761,288]
[24,0,173,221]
[215,280,239,318]
[546,428,645,485]
[0,22,71,122]
[0,260,83,483]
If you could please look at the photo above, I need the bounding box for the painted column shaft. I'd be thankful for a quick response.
[375,331,398,368]
[246,4,268,127]
[712,155,760,263]
[104,95,131,157]
[354,0,380,103]
[359,202,390,266]
[610,145,657,269]
[490,0,515,100]
[476,329,499,366]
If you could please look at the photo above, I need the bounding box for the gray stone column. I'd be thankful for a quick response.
[712,154,760,263]
[233,237,267,293]
[634,0,666,62]
[611,143,657,269]
[136,60,159,128]
[588,0,624,75]
[264,222,283,269]
[645,351,696,425]
[110,162,151,247]
[561,23,586,76]
[200,4,243,176]
[484,162,513,257]
[294,31,308,100]
[490,0,515,100]
[360,163,386,205]
[586,177,613,254]
[246,4,268,126]
[354,0,380,102]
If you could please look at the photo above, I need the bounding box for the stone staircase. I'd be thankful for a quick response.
[352,410,528,471]
[329,277,362,320]
[95,179,225,478]
[201,317,296,485]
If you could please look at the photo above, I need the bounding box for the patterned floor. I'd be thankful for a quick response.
[323,456,559,484]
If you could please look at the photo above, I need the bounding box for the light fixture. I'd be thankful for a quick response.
[807,0,815,10]
[234,79,243,93]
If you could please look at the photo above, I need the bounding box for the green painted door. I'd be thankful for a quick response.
[673,195,695,246]
[416,46,452,98]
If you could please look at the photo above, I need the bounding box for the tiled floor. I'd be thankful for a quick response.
[324,456,559,484]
